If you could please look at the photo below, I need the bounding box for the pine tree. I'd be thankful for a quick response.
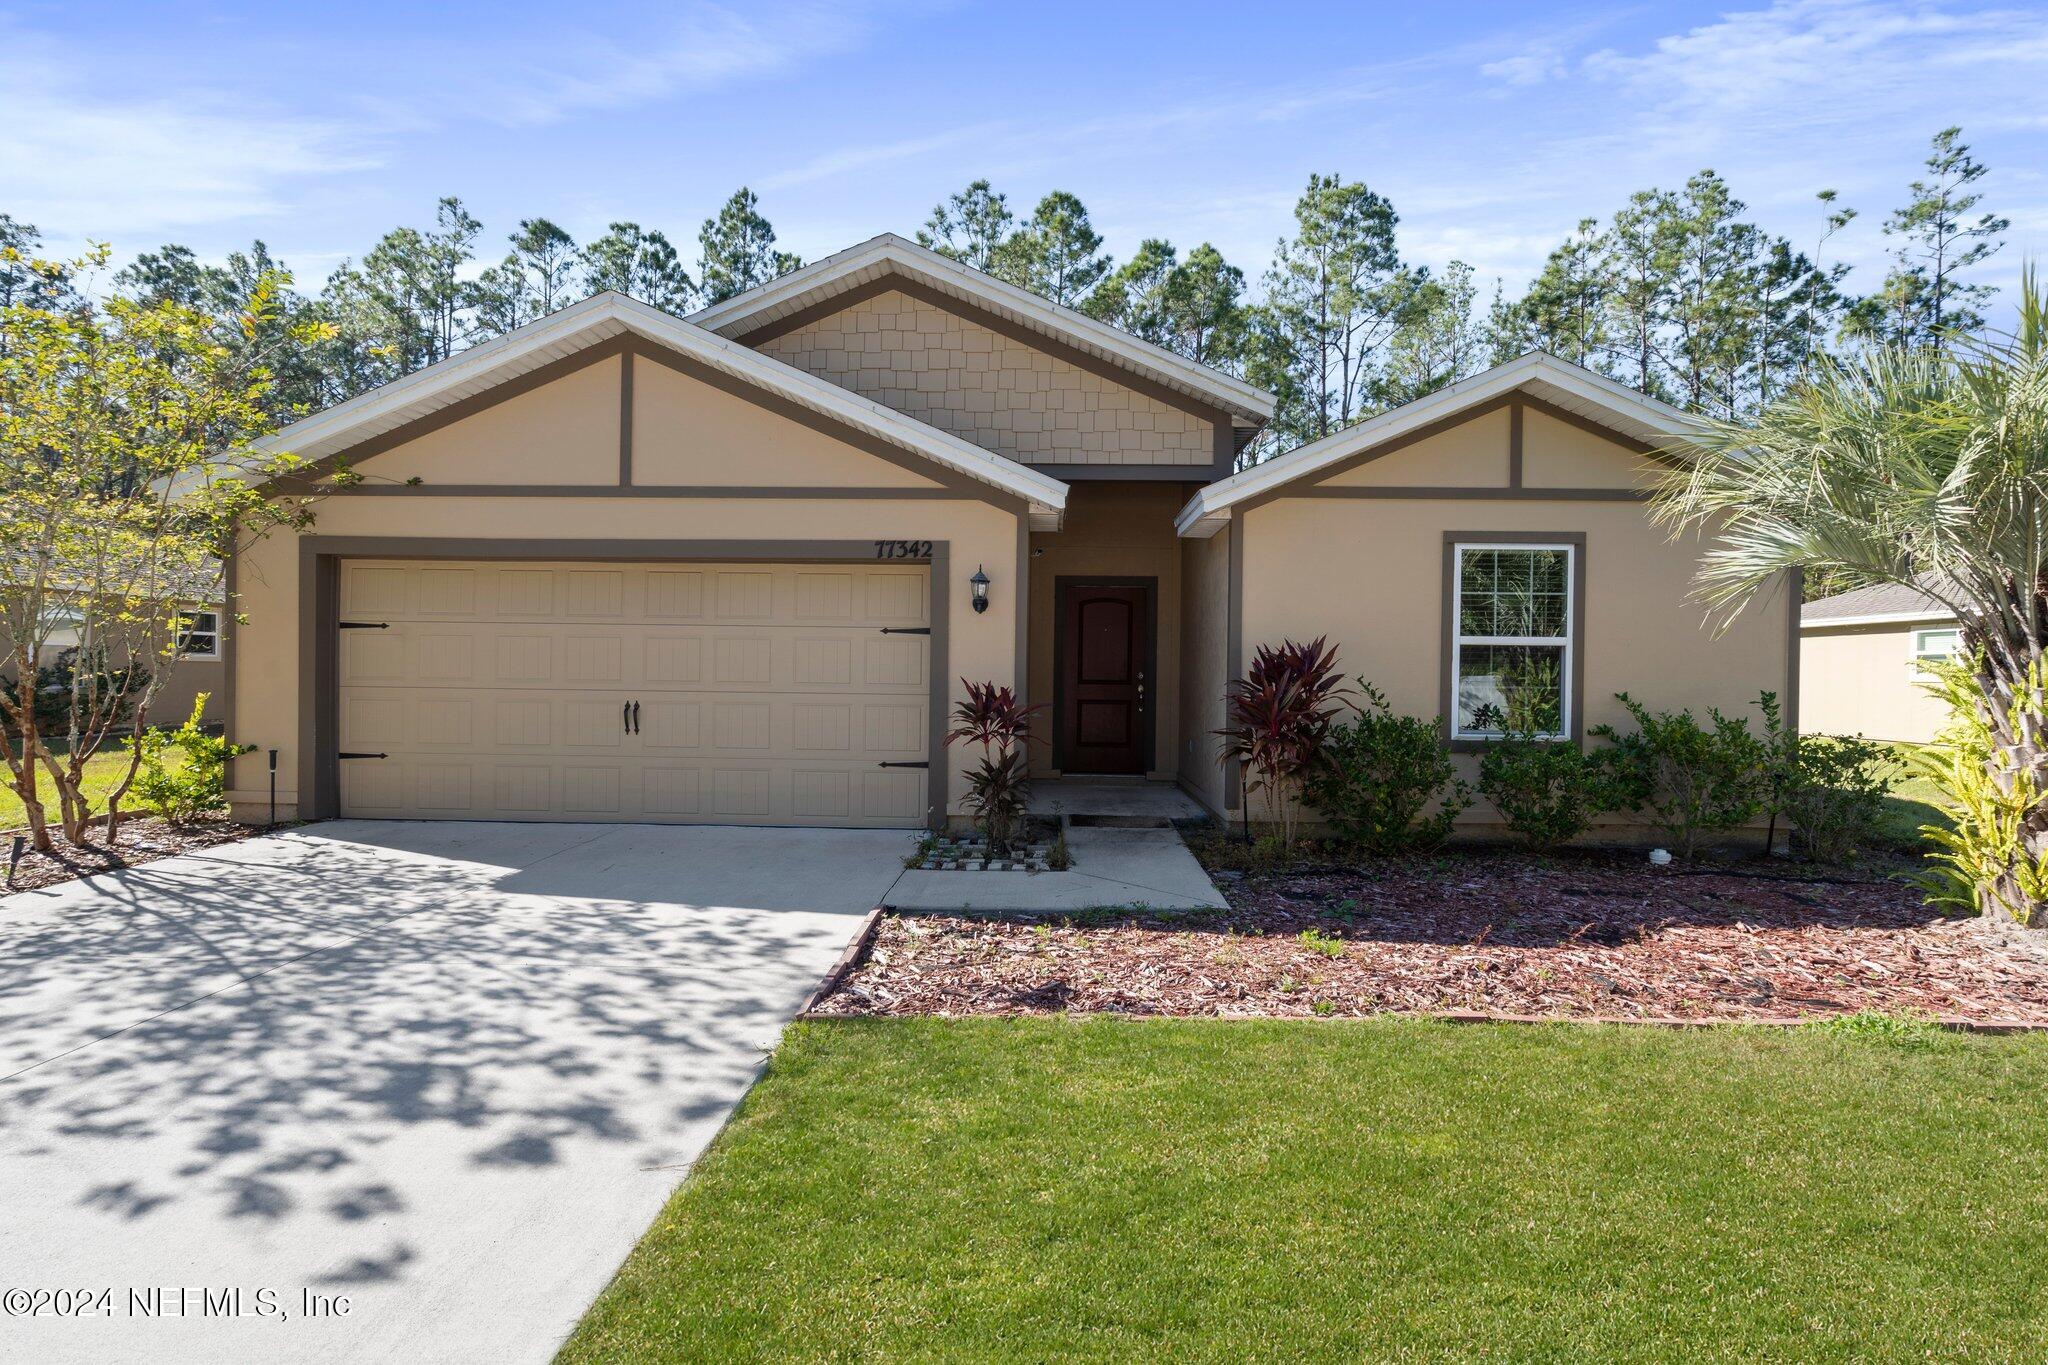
[1081,238,1177,341]
[1382,261,1481,404]
[1002,191,1112,307]
[581,222,695,312]
[1260,173,1413,444]
[917,180,1015,276]
[1519,218,1607,367]
[698,189,801,305]
[1863,127,2008,349]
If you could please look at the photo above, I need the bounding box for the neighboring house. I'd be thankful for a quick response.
[13,603,222,732]
[220,233,1794,832]
[1800,580,1959,743]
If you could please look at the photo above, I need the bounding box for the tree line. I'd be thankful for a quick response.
[0,126,2009,463]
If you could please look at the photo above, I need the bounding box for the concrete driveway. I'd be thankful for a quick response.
[0,820,906,1363]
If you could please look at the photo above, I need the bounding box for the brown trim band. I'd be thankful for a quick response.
[618,348,635,485]
[1508,400,1524,488]
[1439,531,1589,753]
[1014,513,1030,707]
[294,537,953,828]
[1517,392,1660,458]
[323,484,977,499]
[1026,462,1221,483]
[1784,567,1802,736]
[1288,486,1649,502]
[1225,508,1244,809]
[221,543,239,790]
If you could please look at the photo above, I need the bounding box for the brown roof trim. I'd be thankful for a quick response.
[731,270,1240,448]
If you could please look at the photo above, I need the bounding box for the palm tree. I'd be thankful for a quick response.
[1651,271,2048,924]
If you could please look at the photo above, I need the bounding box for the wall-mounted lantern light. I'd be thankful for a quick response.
[970,565,991,614]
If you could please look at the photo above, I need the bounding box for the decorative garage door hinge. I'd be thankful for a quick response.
[338,752,389,759]
[877,626,931,635]
[876,761,930,769]
[338,621,390,630]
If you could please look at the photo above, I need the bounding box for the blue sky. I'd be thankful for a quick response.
[5,0,2044,307]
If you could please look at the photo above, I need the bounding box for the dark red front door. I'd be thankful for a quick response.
[1060,583,1148,774]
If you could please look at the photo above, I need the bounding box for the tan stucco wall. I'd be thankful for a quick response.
[632,358,941,488]
[1321,406,1511,487]
[1219,402,1793,836]
[1178,522,1231,816]
[1800,622,1951,743]
[1521,408,1657,488]
[1026,483,1189,778]
[359,356,622,486]
[226,350,1024,824]
[755,289,1214,468]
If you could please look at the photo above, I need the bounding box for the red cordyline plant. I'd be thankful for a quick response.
[1215,637,1349,845]
[945,680,1047,854]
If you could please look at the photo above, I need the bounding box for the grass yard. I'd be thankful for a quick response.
[0,749,142,830]
[565,1017,2048,1363]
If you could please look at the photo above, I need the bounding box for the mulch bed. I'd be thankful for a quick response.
[816,851,2048,1023]
[1,816,262,895]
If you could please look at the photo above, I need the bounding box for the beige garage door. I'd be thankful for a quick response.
[336,559,931,826]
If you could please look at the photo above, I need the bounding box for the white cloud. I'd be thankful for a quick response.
[465,3,883,128]
[0,34,375,241]
[1479,52,1567,87]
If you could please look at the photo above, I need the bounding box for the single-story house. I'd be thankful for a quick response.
[221,232,1795,832]
[1800,580,1960,743]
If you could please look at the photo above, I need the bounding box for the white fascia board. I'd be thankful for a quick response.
[690,234,1276,426]
[1801,610,1957,630]
[258,291,1066,515]
[1172,353,1703,537]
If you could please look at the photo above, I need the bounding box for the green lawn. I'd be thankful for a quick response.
[0,749,141,830]
[564,1017,2048,1363]
[1876,741,1948,850]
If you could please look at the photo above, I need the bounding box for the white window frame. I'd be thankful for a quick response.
[1910,626,1960,666]
[176,608,221,661]
[1450,541,1575,742]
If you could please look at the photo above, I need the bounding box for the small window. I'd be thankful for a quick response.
[1912,627,1959,665]
[1451,543,1574,740]
[176,609,220,660]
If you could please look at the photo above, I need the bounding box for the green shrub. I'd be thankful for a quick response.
[125,693,249,824]
[1783,735,1894,862]
[1301,682,1471,855]
[1476,735,1624,848]
[1904,653,2048,919]
[1592,693,1766,859]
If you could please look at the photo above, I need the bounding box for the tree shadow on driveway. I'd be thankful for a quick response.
[0,820,896,1358]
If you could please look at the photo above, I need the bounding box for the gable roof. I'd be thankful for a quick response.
[1173,351,1703,537]
[688,233,1276,439]
[1801,578,1955,628]
[256,290,1068,522]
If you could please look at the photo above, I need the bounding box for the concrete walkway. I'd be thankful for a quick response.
[0,821,903,1364]
[886,823,1228,913]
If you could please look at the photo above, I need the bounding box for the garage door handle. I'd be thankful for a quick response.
[622,701,631,734]
[877,761,929,769]
[631,700,641,734]
[878,627,931,635]
[339,621,389,630]
[338,751,388,760]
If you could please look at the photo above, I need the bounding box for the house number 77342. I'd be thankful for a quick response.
[873,540,933,560]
